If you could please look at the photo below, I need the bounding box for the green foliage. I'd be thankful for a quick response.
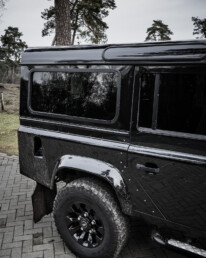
[145,20,173,41]
[0,26,27,83]
[41,0,116,44]
[1,26,27,64]
[41,6,55,37]
[0,46,6,60]
[5,99,11,105]
[192,16,206,39]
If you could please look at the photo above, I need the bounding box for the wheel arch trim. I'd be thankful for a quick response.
[51,155,132,214]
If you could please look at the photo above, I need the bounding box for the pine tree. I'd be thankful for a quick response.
[192,17,206,39]
[145,20,173,41]
[41,0,116,46]
[0,26,27,83]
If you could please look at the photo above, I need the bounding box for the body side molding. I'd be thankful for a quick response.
[18,126,129,152]
[129,145,206,165]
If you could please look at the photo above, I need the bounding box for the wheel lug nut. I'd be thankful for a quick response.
[78,216,81,221]
[81,227,84,231]
[84,212,88,217]
[91,220,96,225]
[89,229,95,234]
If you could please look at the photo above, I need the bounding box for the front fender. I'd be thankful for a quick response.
[52,155,132,215]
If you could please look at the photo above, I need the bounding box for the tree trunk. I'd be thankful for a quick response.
[2,70,7,83]
[55,0,71,46]
[11,65,15,84]
[52,35,57,46]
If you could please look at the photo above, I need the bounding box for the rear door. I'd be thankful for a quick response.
[128,65,206,231]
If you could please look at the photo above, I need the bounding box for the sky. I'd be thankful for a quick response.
[0,0,206,47]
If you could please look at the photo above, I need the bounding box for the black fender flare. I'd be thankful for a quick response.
[51,155,132,215]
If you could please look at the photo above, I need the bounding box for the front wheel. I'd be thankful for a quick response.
[53,178,129,258]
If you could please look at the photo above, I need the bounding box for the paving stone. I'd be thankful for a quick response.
[43,236,61,244]
[0,218,6,228]
[11,247,22,258]
[23,228,42,235]
[13,234,33,242]
[54,242,65,255]
[1,240,22,249]
[43,226,52,238]
[3,231,14,244]
[0,226,14,233]
[56,255,76,258]
[0,248,12,257]
[22,239,33,253]
[16,224,24,233]
[0,234,3,248]
[6,212,16,223]
[22,251,43,258]
[6,221,24,227]
[33,232,43,246]
[24,219,33,230]
[33,243,53,252]
[44,249,55,258]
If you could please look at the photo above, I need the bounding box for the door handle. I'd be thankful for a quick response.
[136,163,160,174]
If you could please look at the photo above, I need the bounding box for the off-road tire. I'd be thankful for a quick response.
[53,178,130,258]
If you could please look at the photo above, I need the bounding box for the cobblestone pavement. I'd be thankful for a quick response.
[0,153,188,258]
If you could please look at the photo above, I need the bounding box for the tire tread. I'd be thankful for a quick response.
[53,177,129,258]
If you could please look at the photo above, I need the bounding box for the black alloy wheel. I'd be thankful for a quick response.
[66,202,104,248]
[53,178,129,258]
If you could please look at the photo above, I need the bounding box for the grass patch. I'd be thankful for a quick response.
[5,99,12,105]
[0,113,19,155]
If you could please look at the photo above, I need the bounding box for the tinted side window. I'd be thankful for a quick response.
[139,73,155,128]
[31,71,119,121]
[158,73,206,135]
[138,71,206,136]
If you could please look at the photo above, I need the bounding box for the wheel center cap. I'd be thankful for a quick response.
[80,218,90,230]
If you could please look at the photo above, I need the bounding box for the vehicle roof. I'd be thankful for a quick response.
[21,39,206,65]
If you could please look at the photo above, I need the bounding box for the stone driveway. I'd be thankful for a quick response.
[0,153,187,258]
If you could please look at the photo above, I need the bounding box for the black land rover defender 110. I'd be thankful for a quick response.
[19,40,206,258]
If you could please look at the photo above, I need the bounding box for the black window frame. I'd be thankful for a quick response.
[137,67,206,141]
[28,68,121,125]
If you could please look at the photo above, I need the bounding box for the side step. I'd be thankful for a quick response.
[152,231,206,257]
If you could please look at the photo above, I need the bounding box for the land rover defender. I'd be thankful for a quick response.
[18,40,206,258]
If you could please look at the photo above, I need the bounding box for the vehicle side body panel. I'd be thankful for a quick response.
[19,41,206,245]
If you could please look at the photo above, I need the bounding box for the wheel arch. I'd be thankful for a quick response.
[51,155,132,215]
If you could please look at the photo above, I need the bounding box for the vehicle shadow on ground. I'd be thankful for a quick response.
[119,219,189,258]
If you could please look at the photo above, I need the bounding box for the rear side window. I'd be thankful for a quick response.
[139,73,155,128]
[138,71,206,137]
[30,70,119,121]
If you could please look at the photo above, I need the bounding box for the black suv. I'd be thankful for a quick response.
[18,40,206,258]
